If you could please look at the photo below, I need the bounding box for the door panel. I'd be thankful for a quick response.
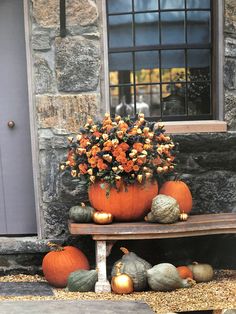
[0,0,36,234]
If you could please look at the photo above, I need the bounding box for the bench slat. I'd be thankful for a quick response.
[69,213,236,240]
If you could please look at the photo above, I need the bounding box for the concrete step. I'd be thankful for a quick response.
[0,300,155,314]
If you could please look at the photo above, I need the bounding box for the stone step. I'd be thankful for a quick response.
[0,300,155,314]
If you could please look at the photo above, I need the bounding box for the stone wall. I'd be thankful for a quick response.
[224,0,236,129]
[32,0,102,238]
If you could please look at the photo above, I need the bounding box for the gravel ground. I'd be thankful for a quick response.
[0,270,235,314]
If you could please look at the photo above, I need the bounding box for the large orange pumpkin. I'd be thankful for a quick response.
[159,180,192,214]
[88,180,158,221]
[42,244,89,287]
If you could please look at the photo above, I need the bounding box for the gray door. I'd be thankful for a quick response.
[0,0,36,234]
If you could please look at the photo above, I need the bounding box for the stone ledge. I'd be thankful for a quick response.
[0,237,63,254]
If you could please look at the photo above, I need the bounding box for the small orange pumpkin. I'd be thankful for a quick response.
[159,180,192,214]
[177,266,193,279]
[42,243,89,288]
[88,180,158,221]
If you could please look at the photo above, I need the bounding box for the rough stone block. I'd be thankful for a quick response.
[55,36,100,92]
[32,30,51,51]
[225,37,236,58]
[36,94,99,133]
[225,92,236,130]
[34,56,54,94]
[32,0,59,28]
[225,0,236,34]
[33,0,98,28]
[224,59,236,91]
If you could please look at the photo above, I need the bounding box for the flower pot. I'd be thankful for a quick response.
[88,180,158,222]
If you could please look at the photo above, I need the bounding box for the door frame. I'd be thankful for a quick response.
[23,0,43,238]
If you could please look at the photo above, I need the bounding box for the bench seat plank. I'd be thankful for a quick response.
[69,213,236,240]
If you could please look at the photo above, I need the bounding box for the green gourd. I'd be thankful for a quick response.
[145,194,180,224]
[147,263,195,292]
[67,269,98,292]
[111,247,152,291]
[69,203,95,223]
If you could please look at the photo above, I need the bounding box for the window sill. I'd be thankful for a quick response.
[162,120,227,134]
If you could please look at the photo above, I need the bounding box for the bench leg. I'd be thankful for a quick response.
[95,240,111,293]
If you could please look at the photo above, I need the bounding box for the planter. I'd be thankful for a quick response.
[88,180,158,221]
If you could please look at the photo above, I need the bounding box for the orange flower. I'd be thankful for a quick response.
[133,143,143,153]
[119,122,129,132]
[79,163,88,174]
[133,165,140,172]
[91,145,101,156]
[152,156,162,166]
[80,138,90,148]
[97,159,108,170]
[118,142,129,152]
[93,131,102,138]
[88,157,98,168]
[123,161,134,173]
[103,140,113,151]
[67,151,75,166]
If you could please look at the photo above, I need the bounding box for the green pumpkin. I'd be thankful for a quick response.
[147,263,194,292]
[145,194,180,224]
[69,203,95,223]
[67,269,98,292]
[111,247,152,291]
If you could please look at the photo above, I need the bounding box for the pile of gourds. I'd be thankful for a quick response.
[110,247,214,294]
[41,243,214,293]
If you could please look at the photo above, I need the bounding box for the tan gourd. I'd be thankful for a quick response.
[145,194,180,224]
[187,262,214,282]
[111,262,134,294]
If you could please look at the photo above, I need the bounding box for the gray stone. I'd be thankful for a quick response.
[0,301,154,314]
[225,92,236,130]
[225,37,236,58]
[0,282,53,296]
[225,0,236,34]
[34,57,54,94]
[224,58,236,90]
[32,30,51,50]
[55,36,100,92]
[172,133,236,153]
[180,171,236,214]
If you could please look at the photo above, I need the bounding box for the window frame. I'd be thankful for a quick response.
[100,0,225,130]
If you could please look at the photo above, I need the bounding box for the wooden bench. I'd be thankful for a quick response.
[68,213,236,293]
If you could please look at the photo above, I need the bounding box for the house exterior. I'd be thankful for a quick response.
[0,0,235,273]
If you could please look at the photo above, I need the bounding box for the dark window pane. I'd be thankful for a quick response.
[107,0,132,14]
[110,86,135,117]
[135,51,160,83]
[134,0,158,11]
[187,11,211,44]
[135,13,159,46]
[187,82,211,115]
[161,50,185,82]
[109,52,133,86]
[162,83,186,116]
[160,0,185,10]
[187,49,210,82]
[187,0,210,9]
[108,15,133,48]
[161,12,185,44]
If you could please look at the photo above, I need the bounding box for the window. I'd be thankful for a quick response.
[106,0,213,121]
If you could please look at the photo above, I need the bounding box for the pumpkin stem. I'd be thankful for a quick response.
[115,262,122,276]
[81,202,86,207]
[120,247,129,255]
[47,242,64,251]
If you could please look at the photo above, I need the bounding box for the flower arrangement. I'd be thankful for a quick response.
[61,113,177,189]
